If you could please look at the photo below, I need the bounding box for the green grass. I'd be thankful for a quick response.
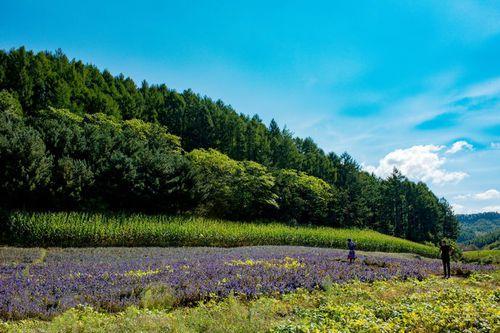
[4,211,438,257]
[2,274,498,333]
[462,250,500,264]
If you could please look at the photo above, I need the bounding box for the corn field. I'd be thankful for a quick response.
[5,212,438,257]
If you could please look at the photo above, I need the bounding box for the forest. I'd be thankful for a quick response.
[457,212,500,249]
[0,47,459,243]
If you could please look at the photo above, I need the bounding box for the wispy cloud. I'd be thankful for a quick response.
[481,205,500,213]
[410,75,500,134]
[454,189,500,200]
[462,77,500,98]
[450,96,500,113]
[445,140,473,154]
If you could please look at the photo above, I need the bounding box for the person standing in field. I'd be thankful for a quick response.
[439,239,453,278]
[347,238,356,264]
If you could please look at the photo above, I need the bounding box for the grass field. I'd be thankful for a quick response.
[4,212,438,257]
[462,250,500,264]
[2,273,498,333]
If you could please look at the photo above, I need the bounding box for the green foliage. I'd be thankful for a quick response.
[377,170,459,243]
[0,48,460,242]
[189,148,245,216]
[273,276,499,333]
[457,212,500,248]
[0,90,23,118]
[0,104,53,207]
[1,105,188,211]
[2,275,497,333]
[462,250,500,265]
[466,229,500,250]
[273,169,337,225]
[189,149,277,219]
[140,285,177,310]
[123,118,181,150]
[6,212,438,257]
[54,157,94,204]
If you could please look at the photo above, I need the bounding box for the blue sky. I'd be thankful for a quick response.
[1,0,500,213]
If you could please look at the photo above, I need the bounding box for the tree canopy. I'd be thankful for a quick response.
[0,48,459,243]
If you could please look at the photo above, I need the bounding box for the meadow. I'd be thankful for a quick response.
[1,213,497,332]
[0,246,494,321]
[5,212,438,257]
[1,267,498,332]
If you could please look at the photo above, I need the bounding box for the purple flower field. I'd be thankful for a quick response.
[0,246,494,320]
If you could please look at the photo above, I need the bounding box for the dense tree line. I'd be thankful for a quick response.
[466,229,500,250]
[0,48,459,242]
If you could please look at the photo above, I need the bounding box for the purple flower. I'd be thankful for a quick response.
[0,246,494,319]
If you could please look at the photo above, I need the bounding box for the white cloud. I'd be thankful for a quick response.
[453,189,500,201]
[451,203,469,214]
[451,203,500,214]
[364,144,468,184]
[481,205,500,213]
[474,189,500,200]
[452,189,500,214]
[491,142,500,149]
[445,140,473,154]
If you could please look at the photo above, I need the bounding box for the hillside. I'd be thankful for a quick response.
[0,47,459,243]
[457,212,500,249]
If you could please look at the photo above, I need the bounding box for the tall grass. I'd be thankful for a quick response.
[5,212,438,257]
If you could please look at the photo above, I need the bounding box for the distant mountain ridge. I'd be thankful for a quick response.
[457,212,500,249]
[457,212,500,225]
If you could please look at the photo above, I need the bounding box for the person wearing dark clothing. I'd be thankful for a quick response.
[440,240,452,278]
[347,239,356,264]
